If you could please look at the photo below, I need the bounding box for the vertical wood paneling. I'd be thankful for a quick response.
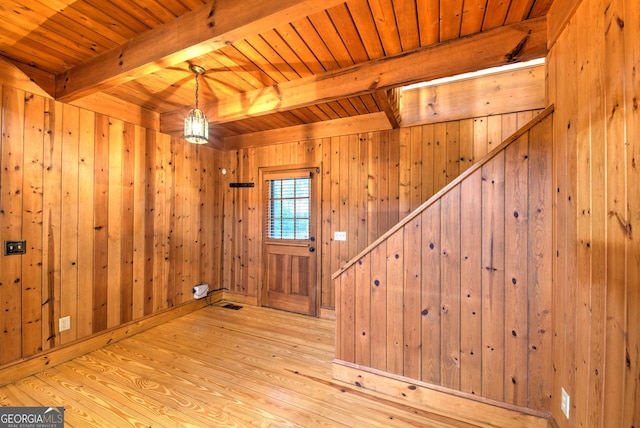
[180,141,192,302]
[354,254,371,366]
[403,218,421,379]
[421,124,435,200]
[460,170,482,395]
[459,119,474,174]
[334,109,554,413]
[623,2,640,426]
[21,93,44,357]
[93,114,109,331]
[366,132,379,245]
[378,131,391,235]
[153,133,167,310]
[527,115,553,412]
[369,242,387,370]
[168,137,182,306]
[348,135,361,260]
[473,117,488,159]
[132,125,146,320]
[551,17,573,424]
[385,231,404,375]
[160,133,172,307]
[121,122,135,320]
[321,138,333,308]
[61,104,80,343]
[198,146,213,288]
[573,5,592,422]
[480,151,506,401]
[246,146,259,297]
[504,134,529,406]
[339,136,350,268]
[409,127,422,211]
[42,98,62,351]
[602,1,627,425]
[77,109,95,337]
[398,128,412,218]
[0,85,221,369]
[440,186,461,389]
[338,267,355,362]
[143,130,156,316]
[445,121,460,184]
[545,0,640,423]
[1,86,25,363]
[107,118,124,327]
[387,130,400,225]
[433,123,447,191]
[421,201,441,384]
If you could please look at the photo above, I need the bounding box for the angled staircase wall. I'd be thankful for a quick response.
[332,107,554,422]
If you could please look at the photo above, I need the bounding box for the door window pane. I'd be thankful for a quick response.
[266,178,311,240]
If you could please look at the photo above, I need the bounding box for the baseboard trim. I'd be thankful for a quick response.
[332,360,551,428]
[221,291,258,306]
[0,293,222,386]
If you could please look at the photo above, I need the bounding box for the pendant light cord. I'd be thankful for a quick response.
[195,72,200,110]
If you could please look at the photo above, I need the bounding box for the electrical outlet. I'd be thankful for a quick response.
[561,387,570,419]
[59,316,71,332]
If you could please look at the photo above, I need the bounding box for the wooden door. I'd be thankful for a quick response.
[261,167,319,316]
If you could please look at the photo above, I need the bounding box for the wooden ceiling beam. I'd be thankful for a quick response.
[373,88,402,129]
[160,16,547,134]
[54,0,346,102]
[222,112,393,149]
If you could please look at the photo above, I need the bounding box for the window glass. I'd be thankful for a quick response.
[266,178,311,240]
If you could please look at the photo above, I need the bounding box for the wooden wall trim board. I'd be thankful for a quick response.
[332,361,551,428]
[401,64,545,128]
[221,291,258,307]
[222,112,392,149]
[0,296,218,386]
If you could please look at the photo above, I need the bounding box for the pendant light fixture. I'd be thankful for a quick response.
[184,64,209,144]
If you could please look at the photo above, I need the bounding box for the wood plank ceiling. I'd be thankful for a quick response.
[0,0,552,146]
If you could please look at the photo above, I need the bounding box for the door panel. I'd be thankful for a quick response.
[261,166,319,316]
[264,243,315,315]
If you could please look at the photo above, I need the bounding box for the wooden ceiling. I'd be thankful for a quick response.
[0,0,552,146]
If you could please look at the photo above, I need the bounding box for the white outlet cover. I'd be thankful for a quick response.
[561,387,570,419]
[334,231,347,241]
[59,316,71,332]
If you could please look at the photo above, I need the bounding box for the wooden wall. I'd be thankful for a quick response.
[333,109,554,413]
[220,109,544,311]
[0,84,223,367]
[547,0,640,426]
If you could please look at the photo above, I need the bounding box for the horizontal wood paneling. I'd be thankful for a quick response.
[333,110,554,412]
[221,109,544,310]
[547,0,640,426]
[0,83,223,368]
[401,64,546,128]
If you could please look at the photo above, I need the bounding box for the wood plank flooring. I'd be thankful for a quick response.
[0,303,482,427]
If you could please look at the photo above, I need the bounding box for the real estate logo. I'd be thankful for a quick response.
[0,407,64,428]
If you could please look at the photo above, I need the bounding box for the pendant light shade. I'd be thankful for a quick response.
[184,64,209,144]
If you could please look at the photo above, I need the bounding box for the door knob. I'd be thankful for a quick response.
[309,246,315,252]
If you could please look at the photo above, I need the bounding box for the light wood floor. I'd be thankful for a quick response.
[0,303,480,427]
